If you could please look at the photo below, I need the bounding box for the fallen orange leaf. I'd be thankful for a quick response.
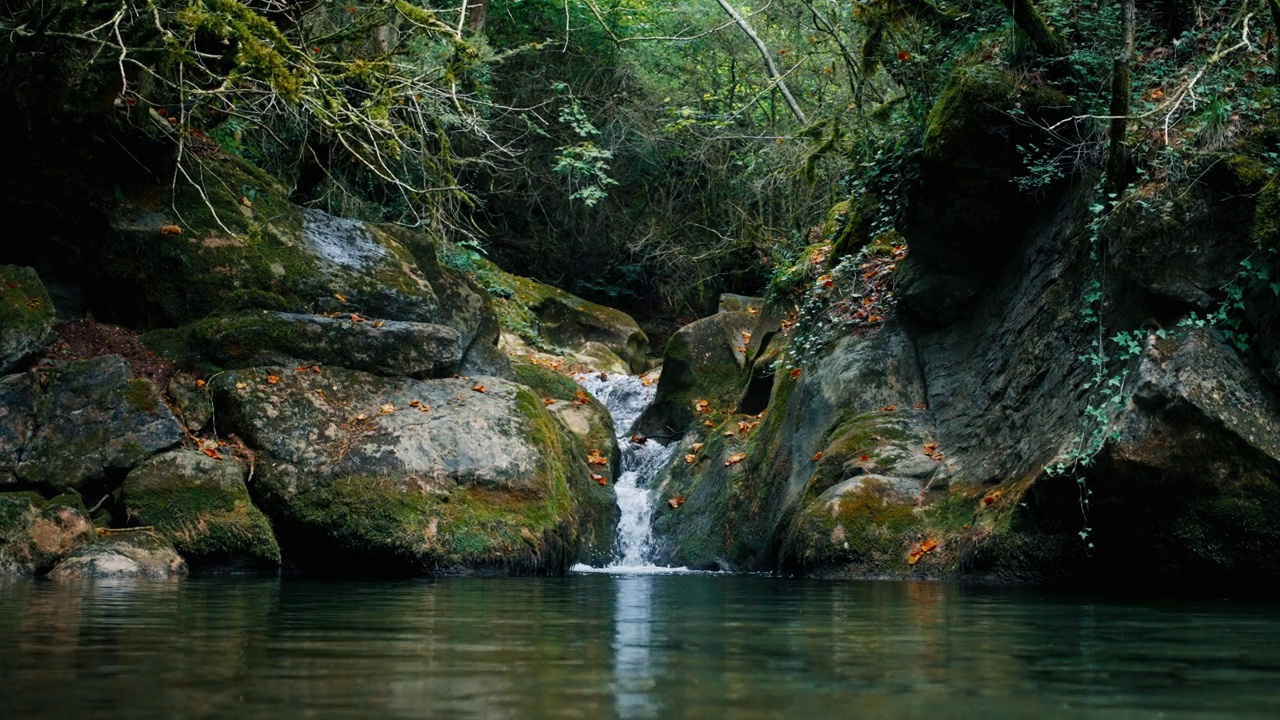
[587,449,608,467]
[982,491,1002,507]
[812,452,823,462]
[630,434,646,444]
[790,368,802,380]
[159,224,182,236]
[704,420,715,428]
[725,452,746,466]
[684,454,697,464]
[691,443,704,452]
[574,390,590,405]
[194,379,206,388]
[880,405,897,412]
[543,397,556,406]
[202,447,222,460]
[592,473,608,485]
[920,539,938,553]
[472,384,487,393]
[668,497,685,509]
[266,374,280,385]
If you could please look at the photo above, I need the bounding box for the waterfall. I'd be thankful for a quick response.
[571,372,683,572]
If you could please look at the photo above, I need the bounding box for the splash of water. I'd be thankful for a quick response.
[571,373,685,572]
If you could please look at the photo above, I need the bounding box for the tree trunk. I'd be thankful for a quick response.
[1002,0,1071,58]
[1105,0,1135,194]
[713,0,807,125]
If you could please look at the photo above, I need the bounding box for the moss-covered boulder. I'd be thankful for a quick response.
[48,532,188,579]
[92,157,506,375]
[122,450,281,574]
[16,356,184,493]
[212,366,616,575]
[634,311,758,437]
[0,373,38,485]
[0,265,55,374]
[0,492,95,576]
[462,256,649,373]
[157,311,462,379]
[512,362,619,482]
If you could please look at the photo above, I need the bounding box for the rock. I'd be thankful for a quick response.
[122,450,281,574]
[898,64,1069,325]
[0,493,95,576]
[717,294,763,315]
[778,475,932,576]
[169,372,213,433]
[650,323,932,570]
[467,257,649,373]
[0,265,55,374]
[635,311,758,437]
[16,356,184,493]
[0,373,38,484]
[175,311,461,379]
[94,157,507,380]
[212,366,616,575]
[48,532,188,579]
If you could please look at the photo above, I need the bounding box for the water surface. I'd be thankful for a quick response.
[3,576,1279,719]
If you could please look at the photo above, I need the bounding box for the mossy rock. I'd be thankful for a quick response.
[16,355,184,493]
[778,476,973,577]
[151,311,462,379]
[0,492,95,576]
[512,362,618,480]
[634,311,757,437]
[122,450,281,574]
[0,265,55,374]
[48,531,188,579]
[464,256,649,373]
[213,367,616,575]
[97,157,443,326]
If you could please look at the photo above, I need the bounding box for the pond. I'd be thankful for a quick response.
[3,574,1278,719]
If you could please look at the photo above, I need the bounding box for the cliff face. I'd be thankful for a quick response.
[647,64,1280,590]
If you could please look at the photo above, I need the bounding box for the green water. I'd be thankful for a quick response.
[2,575,1278,719]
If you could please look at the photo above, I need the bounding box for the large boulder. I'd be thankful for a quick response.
[94,157,505,375]
[463,255,649,373]
[166,311,462,379]
[48,532,188,579]
[16,356,184,493]
[634,311,758,438]
[122,450,281,574]
[0,265,55,374]
[212,366,616,575]
[0,493,95,576]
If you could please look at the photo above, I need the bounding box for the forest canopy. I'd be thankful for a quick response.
[1,0,1276,324]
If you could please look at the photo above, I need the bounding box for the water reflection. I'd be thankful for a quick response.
[612,575,656,719]
[3,577,1280,719]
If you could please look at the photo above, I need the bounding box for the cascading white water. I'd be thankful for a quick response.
[572,373,681,570]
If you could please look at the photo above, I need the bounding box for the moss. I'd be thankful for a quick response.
[128,481,281,569]
[122,378,161,414]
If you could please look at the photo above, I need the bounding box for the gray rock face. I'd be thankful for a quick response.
[49,533,188,579]
[184,311,462,379]
[212,366,615,574]
[169,372,214,433]
[16,356,184,492]
[1,265,55,374]
[122,450,281,573]
[0,373,38,484]
[0,493,95,576]
[216,368,543,491]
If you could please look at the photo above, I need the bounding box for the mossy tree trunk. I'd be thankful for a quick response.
[1002,0,1071,58]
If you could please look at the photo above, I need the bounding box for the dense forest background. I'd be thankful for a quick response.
[1,0,1275,336]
